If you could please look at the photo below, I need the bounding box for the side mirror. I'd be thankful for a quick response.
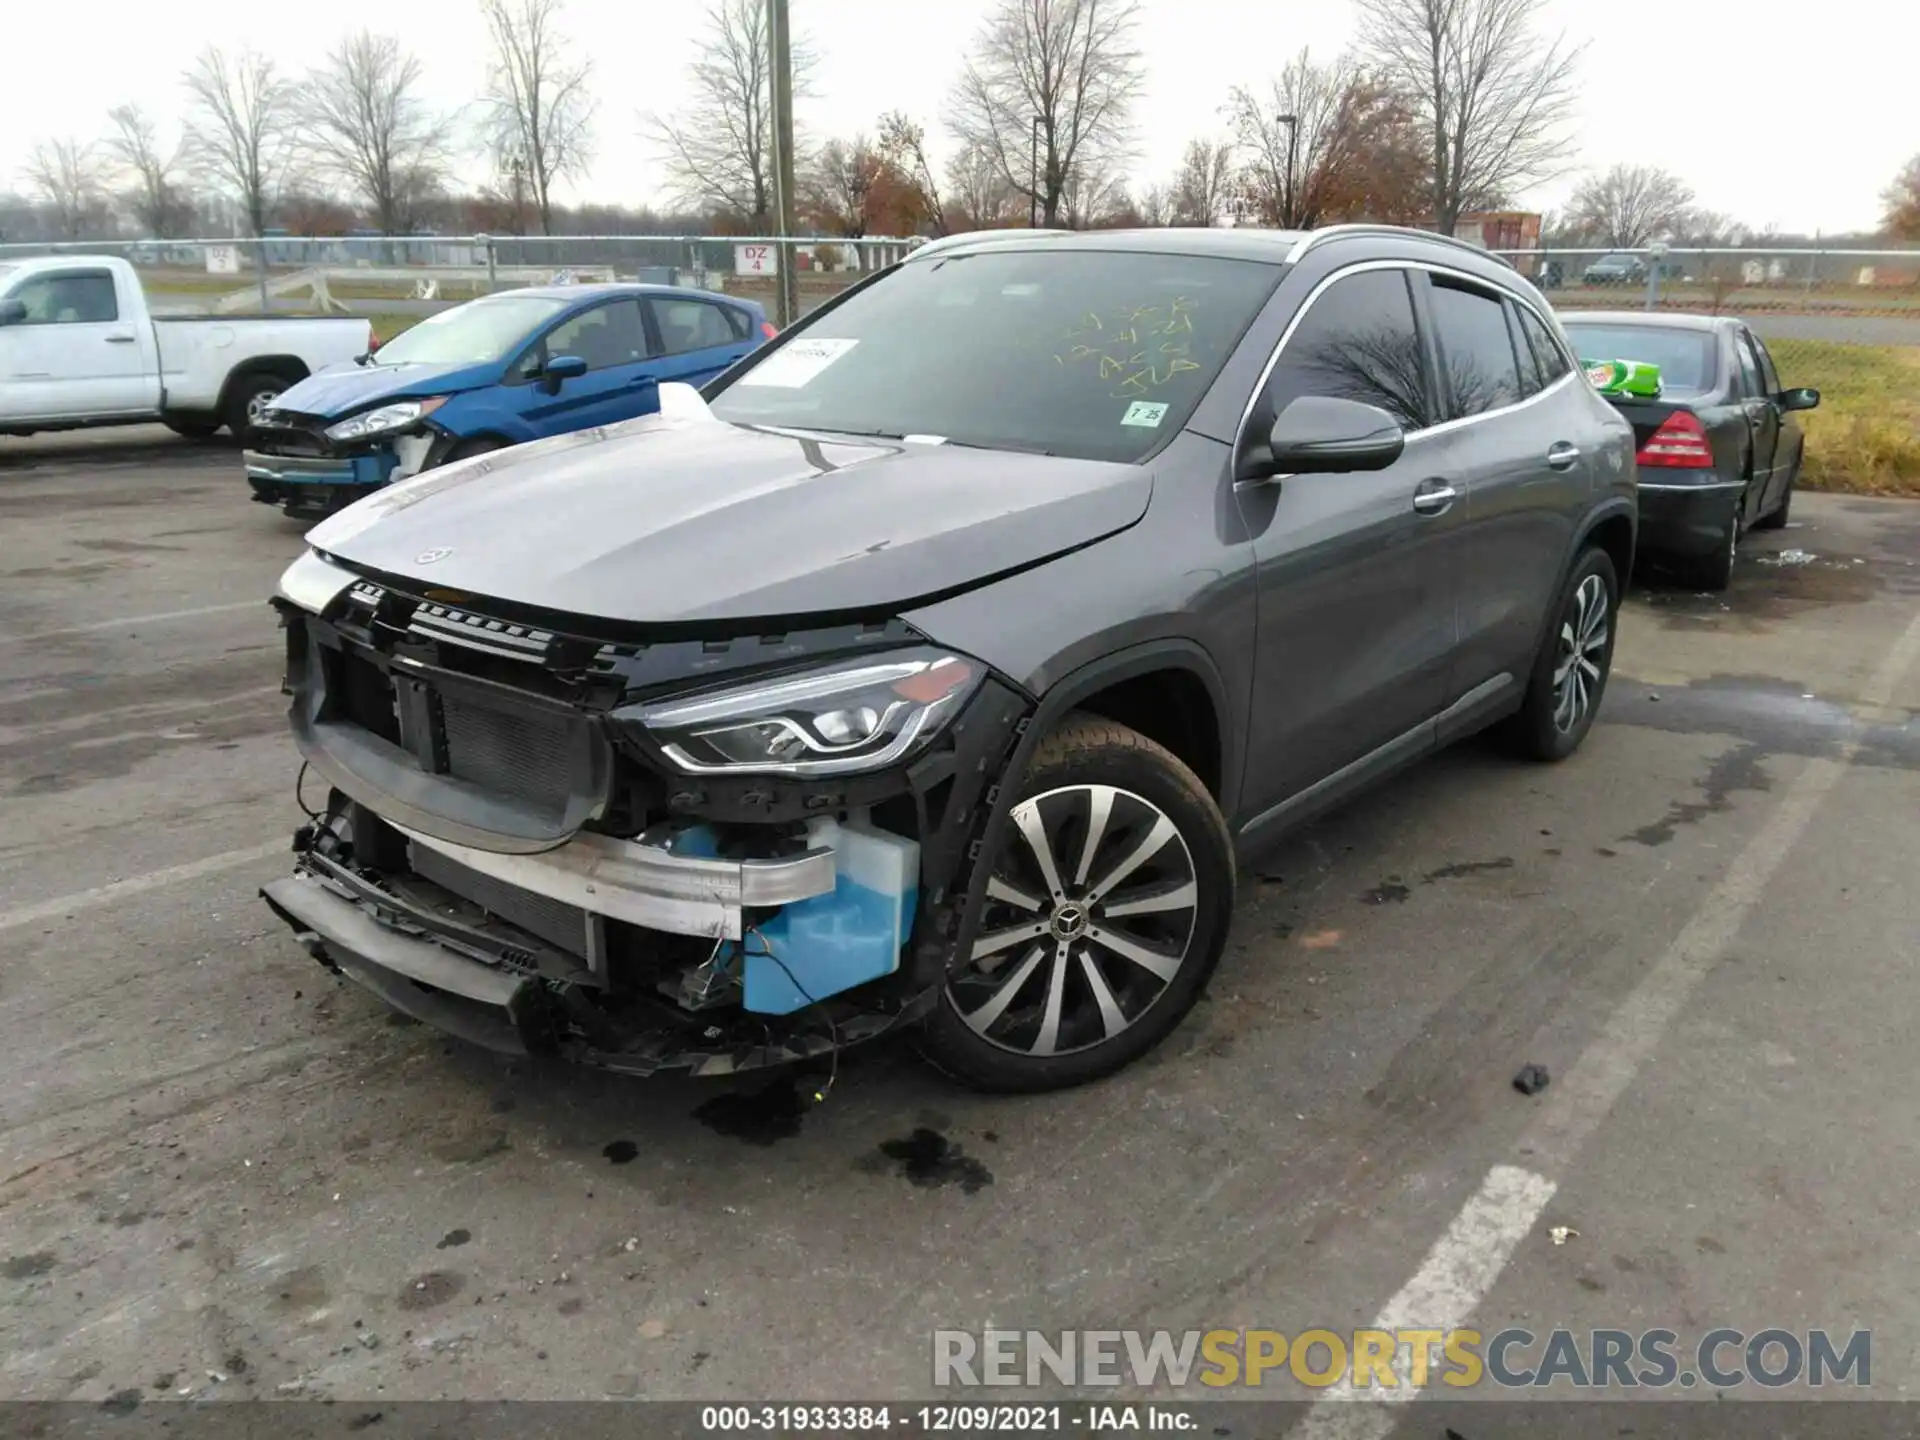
[543,353,587,392]
[1242,395,1406,480]
[0,298,26,326]
[1777,386,1820,413]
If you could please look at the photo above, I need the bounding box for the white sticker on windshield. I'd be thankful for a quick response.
[737,337,858,388]
[1121,401,1169,428]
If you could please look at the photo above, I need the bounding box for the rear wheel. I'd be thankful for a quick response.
[1753,454,1797,531]
[222,371,294,441]
[1500,545,1619,761]
[1684,504,1740,591]
[918,717,1234,1093]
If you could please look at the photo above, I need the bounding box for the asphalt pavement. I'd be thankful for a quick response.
[1,442,1917,1421]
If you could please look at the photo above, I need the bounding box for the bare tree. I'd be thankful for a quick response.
[876,112,947,236]
[944,138,1023,231]
[1355,0,1582,233]
[645,0,815,226]
[182,46,297,237]
[301,32,455,234]
[1168,138,1234,226]
[1566,163,1694,248]
[22,139,106,240]
[1886,153,1920,240]
[480,0,593,236]
[946,0,1145,227]
[1135,182,1173,226]
[105,105,190,237]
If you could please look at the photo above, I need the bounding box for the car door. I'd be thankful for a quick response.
[643,296,756,387]
[1744,328,1796,515]
[1233,264,1461,820]
[1424,275,1587,715]
[509,297,659,435]
[1730,325,1780,521]
[0,267,154,420]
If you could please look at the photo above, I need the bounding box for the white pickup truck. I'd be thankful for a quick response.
[0,255,373,439]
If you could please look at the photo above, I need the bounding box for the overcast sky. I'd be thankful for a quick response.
[2,0,1912,236]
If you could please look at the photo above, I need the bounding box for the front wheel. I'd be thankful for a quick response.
[1500,546,1620,761]
[918,716,1235,1093]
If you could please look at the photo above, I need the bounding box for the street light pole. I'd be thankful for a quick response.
[1278,113,1298,228]
[1030,116,1044,228]
[767,0,799,327]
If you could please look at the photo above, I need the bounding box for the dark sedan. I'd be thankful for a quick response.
[1560,312,1820,589]
[1582,252,1648,285]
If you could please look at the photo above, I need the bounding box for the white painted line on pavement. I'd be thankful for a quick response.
[1,599,267,644]
[0,840,286,933]
[1289,604,1920,1438]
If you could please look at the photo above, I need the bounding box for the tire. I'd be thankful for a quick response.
[1753,454,1797,531]
[1499,545,1620,762]
[163,417,220,440]
[440,436,508,467]
[1683,503,1740,592]
[917,715,1235,1093]
[222,370,294,441]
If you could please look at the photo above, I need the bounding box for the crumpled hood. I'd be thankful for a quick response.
[307,405,1152,625]
[272,360,495,420]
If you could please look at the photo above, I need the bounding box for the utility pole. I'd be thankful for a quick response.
[767,0,800,328]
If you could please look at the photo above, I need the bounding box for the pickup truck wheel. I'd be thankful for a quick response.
[919,716,1234,1093]
[1501,546,1619,762]
[222,372,290,440]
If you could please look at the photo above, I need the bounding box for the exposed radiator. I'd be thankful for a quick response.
[409,839,590,958]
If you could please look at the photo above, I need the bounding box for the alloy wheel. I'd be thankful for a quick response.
[247,388,281,425]
[1551,572,1610,732]
[947,783,1199,1057]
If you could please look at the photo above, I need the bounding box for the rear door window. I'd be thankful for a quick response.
[1732,331,1763,399]
[1517,306,1572,384]
[649,297,744,356]
[1428,280,1522,418]
[1262,268,1436,432]
[1505,301,1543,398]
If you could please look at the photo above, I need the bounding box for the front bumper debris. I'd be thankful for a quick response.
[245,449,398,515]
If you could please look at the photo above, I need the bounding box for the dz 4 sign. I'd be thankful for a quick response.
[733,243,778,277]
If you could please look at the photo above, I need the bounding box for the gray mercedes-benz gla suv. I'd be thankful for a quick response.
[264,224,1636,1092]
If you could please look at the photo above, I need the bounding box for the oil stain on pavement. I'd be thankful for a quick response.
[873,1130,994,1194]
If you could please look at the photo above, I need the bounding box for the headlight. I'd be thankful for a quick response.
[325,397,447,442]
[621,648,983,777]
[276,547,356,615]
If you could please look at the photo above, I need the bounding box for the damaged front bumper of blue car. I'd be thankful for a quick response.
[258,556,1029,1078]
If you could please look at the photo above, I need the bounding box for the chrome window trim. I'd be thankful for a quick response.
[1234,257,1578,449]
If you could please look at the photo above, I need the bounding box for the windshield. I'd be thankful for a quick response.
[1561,323,1717,397]
[708,248,1281,463]
[374,294,570,366]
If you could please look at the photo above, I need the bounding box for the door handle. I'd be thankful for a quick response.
[1546,441,1580,470]
[104,332,137,344]
[1411,479,1457,515]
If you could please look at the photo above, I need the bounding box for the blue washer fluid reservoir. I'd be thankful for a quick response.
[744,817,919,1015]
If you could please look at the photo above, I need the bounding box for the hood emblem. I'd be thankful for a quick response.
[415,547,454,565]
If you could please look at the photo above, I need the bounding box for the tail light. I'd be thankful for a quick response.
[1636,411,1714,468]
[760,320,778,340]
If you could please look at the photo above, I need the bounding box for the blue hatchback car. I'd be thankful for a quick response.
[244,283,772,516]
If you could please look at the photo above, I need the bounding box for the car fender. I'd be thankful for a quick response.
[935,636,1239,989]
[1527,494,1637,660]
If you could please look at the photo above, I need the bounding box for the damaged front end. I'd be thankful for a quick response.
[261,551,1028,1077]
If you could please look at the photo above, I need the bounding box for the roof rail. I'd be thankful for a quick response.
[907,228,1072,260]
[1283,223,1504,265]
